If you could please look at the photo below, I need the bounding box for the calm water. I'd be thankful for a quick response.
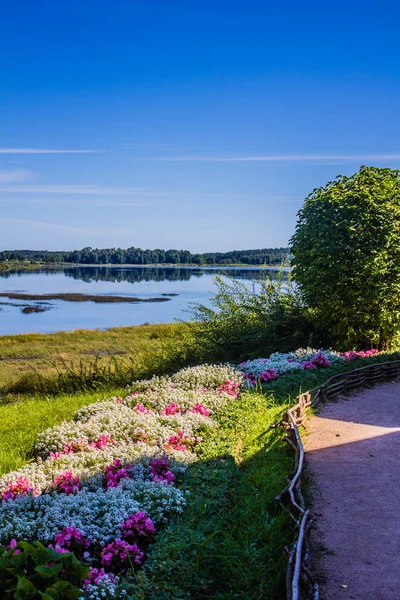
[0,266,286,335]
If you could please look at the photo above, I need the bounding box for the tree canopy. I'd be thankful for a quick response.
[0,247,290,267]
[290,166,400,349]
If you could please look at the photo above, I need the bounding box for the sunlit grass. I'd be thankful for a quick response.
[0,389,125,475]
[0,322,184,391]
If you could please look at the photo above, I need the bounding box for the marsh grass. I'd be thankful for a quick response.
[0,323,188,393]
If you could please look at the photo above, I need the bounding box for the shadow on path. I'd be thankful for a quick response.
[305,379,400,600]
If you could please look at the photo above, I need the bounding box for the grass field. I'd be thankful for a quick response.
[0,322,184,392]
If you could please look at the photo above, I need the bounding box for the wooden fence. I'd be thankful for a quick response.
[275,359,400,600]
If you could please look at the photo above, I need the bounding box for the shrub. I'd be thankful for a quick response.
[0,540,88,599]
[188,274,317,362]
[291,165,400,349]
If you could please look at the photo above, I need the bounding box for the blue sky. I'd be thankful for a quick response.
[1,0,400,252]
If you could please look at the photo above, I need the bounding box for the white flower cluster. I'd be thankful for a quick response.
[0,479,186,546]
[35,403,212,460]
[128,363,244,394]
[0,443,192,497]
[80,577,120,600]
[0,362,243,554]
[237,348,344,378]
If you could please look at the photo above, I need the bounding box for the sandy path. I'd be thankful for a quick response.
[306,380,400,600]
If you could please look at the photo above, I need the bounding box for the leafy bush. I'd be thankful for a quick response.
[188,274,317,362]
[291,165,400,349]
[0,540,88,599]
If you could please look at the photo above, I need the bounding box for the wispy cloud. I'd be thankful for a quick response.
[0,218,131,236]
[0,148,101,154]
[0,170,34,183]
[0,184,144,195]
[147,153,400,163]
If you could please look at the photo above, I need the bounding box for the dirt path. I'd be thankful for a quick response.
[306,380,400,600]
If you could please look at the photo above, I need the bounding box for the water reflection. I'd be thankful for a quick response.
[0,266,289,335]
[63,266,286,284]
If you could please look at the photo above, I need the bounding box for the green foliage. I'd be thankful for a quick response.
[188,274,316,362]
[291,166,400,349]
[0,247,290,267]
[0,541,88,599]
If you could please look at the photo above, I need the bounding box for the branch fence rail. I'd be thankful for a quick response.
[275,359,400,600]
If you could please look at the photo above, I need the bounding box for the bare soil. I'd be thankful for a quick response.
[306,380,400,600]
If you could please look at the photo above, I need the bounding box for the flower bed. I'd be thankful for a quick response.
[0,364,243,599]
[237,348,379,387]
[0,351,380,598]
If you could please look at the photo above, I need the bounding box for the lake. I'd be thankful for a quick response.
[0,266,287,335]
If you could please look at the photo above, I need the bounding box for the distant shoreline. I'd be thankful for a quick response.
[0,261,290,275]
[0,261,290,272]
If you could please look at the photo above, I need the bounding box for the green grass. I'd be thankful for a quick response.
[0,389,126,475]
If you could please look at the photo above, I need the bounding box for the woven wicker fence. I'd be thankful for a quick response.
[275,359,400,600]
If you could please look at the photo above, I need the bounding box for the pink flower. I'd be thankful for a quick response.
[150,457,175,484]
[165,430,195,452]
[101,539,144,571]
[53,527,90,559]
[104,459,131,488]
[63,439,87,454]
[134,404,152,414]
[120,511,156,541]
[115,397,124,404]
[89,434,115,450]
[161,402,181,416]
[6,539,21,554]
[1,477,38,501]
[341,349,378,361]
[53,471,81,495]
[50,451,63,461]
[217,380,239,398]
[84,568,116,588]
[191,403,211,417]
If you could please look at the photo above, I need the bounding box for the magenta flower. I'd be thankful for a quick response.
[89,434,115,450]
[150,457,175,484]
[134,404,152,414]
[104,458,131,488]
[120,511,156,541]
[101,539,144,571]
[53,471,81,495]
[260,368,278,383]
[191,403,211,417]
[161,402,181,416]
[1,477,38,501]
[84,568,116,588]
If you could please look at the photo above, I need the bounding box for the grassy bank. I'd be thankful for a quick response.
[2,351,399,478]
[0,322,185,392]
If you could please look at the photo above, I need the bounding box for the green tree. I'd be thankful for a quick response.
[291,166,400,349]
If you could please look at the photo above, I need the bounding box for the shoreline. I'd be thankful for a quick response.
[0,261,290,272]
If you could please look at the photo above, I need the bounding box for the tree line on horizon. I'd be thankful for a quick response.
[0,247,290,266]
